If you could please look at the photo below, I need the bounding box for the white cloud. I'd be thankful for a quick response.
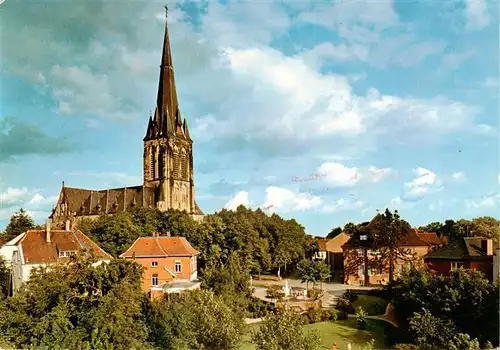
[402,167,442,201]
[225,191,249,211]
[0,187,29,205]
[465,193,500,209]
[451,172,467,183]
[262,186,322,212]
[0,188,58,222]
[465,0,491,31]
[366,166,395,183]
[318,162,361,187]
[321,198,364,213]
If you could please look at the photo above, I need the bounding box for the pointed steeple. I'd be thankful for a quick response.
[183,117,191,141]
[155,4,179,138]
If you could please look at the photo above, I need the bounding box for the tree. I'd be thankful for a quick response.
[0,257,9,298]
[88,212,143,257]
[312,260,331,291]
[372,209,414,284]
[343,222,358,235]
[147,289,244,350]
[0,256,149,349]
[4,208,35,237]
[296,259,316,291]
[409,310,481,350]
[326,226,342,239]
[252,309,321,350]
[387,268,499,347]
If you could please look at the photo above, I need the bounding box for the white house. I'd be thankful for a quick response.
[0,234,25,267]
[11,221,112,294]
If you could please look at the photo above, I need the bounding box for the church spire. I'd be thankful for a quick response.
[156,4,178,137]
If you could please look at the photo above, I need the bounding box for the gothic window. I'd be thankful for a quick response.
[150,147,155,179]
[159,148,164,178]
[181,149,188,180]
[173,149,180,178]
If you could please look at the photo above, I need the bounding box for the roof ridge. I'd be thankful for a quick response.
[155,237,169,257]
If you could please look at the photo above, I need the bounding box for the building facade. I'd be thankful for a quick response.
[424,237,494,282]
[10,221,112,294]
[50,7,203,226]
[119,233,200,298]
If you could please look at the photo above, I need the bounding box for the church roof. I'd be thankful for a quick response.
[50,185,156,218]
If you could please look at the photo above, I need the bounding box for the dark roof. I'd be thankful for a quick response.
[17,229,113,264]
[120,236,199,258]
[424,237,493,260]
[50,185,156,219]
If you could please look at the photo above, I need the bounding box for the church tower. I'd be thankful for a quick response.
[143,6,196,215]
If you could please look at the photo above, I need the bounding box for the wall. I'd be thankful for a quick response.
[344,246,431,286]
[0,245,18,267]
[494,249,500,284]
[425,258,494,281]
[128,256,197,293]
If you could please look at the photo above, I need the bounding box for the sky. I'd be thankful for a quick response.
[1,0,499,236]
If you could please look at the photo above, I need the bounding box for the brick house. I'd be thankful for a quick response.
[342,220,443,285]
[9,220,112,294]
[119,233,200,298]
[424,237,494,281]
[314,233,351,281]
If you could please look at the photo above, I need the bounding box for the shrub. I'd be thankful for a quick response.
[342,290,359,302]
[305,309,322,324]
[393,344,419,350]
[308,288,323,300]
[266,285,285,299]
[325,308,338,322]
[352,295,388,316]
[355,306,367,330]
[336,297,355,314]
[336,310,348,320]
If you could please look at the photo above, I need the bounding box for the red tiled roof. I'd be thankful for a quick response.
[18,229,113,264]
[119,236,199,258]
[316,239,330,251]
[416,231,442,245]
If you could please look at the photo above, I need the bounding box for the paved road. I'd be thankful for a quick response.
[251,278,376,292]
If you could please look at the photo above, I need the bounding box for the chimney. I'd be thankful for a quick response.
[65,220,71,231]
[482,239,493,256]
[46,219,51,243]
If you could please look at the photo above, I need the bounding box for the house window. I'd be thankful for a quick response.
[190,258,195,273]
[152,274,158,286]
[397,264,403,275]
[175,261,182,273]
[451,261,464,271]
[151,261,158,267]
[358,263,364,276]
[59,251,76,258]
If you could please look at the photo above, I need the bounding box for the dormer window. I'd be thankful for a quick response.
[59,251,76,258]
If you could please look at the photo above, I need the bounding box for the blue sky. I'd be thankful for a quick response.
[1,0,499,236]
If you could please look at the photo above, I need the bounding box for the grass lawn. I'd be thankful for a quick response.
[240,318,390,350]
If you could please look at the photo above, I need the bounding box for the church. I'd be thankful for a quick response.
[50,7,204,225]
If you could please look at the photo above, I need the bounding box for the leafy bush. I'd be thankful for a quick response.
[305,309,322,324]
[355,306,367,330]
[247,297,274,318]
[308,288,323,300]
[352,295,388,316]
[336,309,348,320]
[336,297,355,314]
[266,285,285,299]
[393,344,419,350]
[342,290,359,302]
